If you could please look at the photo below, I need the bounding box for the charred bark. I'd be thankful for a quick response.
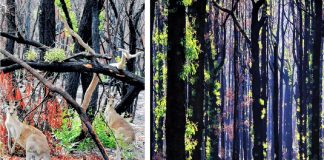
[38,0,55,60]
[165,0,186,159]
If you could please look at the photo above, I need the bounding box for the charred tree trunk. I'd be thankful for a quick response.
[278,1,285,159]
[165,0,186,159]
[273,40,279,160]
[38,0,55,60]
[150,0,155,158]
[207,3,220,157]
[65,0,102,103]
[273,1,280,159]
[311,0,322,159]
[24,0,32,53]
[127,1,137,73]
[233,13,240,160]
[250,1,267,159]
[155,2,164,154]
[296,0,306,158]
[5,0,15,54]
[188,0,206,159]
[260,13,268,158]
[70,0,103,142]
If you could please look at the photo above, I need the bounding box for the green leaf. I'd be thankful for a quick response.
[259,98,264,106]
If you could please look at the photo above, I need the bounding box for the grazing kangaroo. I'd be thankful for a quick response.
[104,89,135,160]
[4,101,51,160]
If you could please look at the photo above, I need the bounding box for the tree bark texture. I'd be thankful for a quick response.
[165,0,186,159]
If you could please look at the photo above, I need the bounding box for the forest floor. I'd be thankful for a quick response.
[0,90,145,160]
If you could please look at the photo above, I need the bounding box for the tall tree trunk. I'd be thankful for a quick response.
[156,2,165,154]
[85,0,100,130]
[38,0,55,60]
[24,0,31,53]
[188,1,206,159]
[287,71,293,160]
[278,1,285,159]
[150,0,155,158]
[220,22,226,160]
[250,1,267,159]
[243,50,248,160]
[65,0,103,103]
[311,0,322,159]
[260,12,268,158]
[296,0,306,158]
[206,2,220,158]
[127,0,136,73]
[233,13,240,160]
[273,1,280,159]
[5,0,15,54]
[273,38,279,160]
[69,0,103,142]
[165,0,186,159]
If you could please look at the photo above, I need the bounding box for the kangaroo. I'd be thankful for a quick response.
[4,101,51,160]
[81,48,143,131]
[104,89,135,160]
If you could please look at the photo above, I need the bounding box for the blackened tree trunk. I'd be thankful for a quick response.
[243,49,248,160]
[220,21,227,160]
[207,2,220,158]
[79,0,102,139]
[127,0,137,72]
[5,0,18,115]
[154,1,164,155]
[296,0,306,158]
[250,1,267,159]
[65,0,102,102]
[5,0,15,54]
[279,1,285,158]
[260,12,268,158]
[221,70,225,159]
[188,1,206,159]
[150,0,155,158]
[24,0,32,53]
[311,0,322,159]
[273,1,280,159]
[38,0,55,60]
[273,38,279,160]
[68,0,103,142]
[287,73,293,160]
[233,13,240,160]
[156,2,163,155]
[165,0,186,159]
[86,0,100,128]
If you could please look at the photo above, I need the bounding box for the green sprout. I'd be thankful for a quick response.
[44,48,66,62]
[26,49,39,61]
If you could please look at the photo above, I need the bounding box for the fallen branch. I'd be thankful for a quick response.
[0,49,111,160]
[0,58,31,66]
[1,61,144,90]
[0,32,49,51]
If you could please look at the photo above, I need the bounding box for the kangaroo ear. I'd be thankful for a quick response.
[5,100,10,106]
